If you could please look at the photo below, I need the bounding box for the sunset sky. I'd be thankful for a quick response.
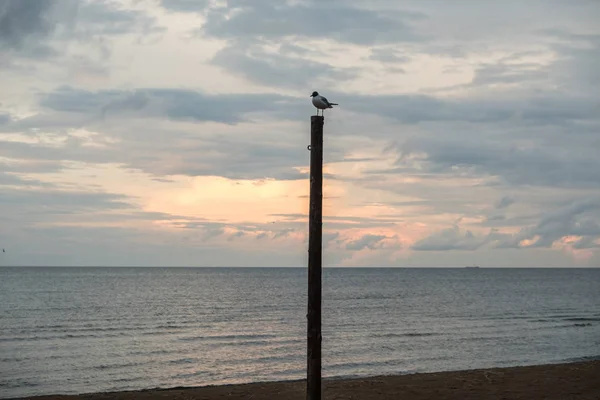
[1,0,599,267]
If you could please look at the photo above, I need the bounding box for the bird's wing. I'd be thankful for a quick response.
[320,96,330,105]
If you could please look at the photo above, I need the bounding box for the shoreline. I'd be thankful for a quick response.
[11,360,600,400]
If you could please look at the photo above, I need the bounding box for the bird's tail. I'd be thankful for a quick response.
[329,103,338,106]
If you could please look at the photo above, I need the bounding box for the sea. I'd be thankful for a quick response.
[0,267,599,398]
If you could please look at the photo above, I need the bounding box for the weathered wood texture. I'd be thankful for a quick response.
[307,115,324,400]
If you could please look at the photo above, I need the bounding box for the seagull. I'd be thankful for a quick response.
[310,91,338,116]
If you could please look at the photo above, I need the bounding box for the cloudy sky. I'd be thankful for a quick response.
[1,0,599,267]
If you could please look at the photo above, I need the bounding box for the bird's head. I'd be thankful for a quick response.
[310,91,318,97]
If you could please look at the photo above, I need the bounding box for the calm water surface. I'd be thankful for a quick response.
[1,267,599,398]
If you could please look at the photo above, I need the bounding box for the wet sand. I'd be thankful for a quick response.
[14,360,600,400]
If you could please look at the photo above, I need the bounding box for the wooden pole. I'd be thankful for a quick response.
[307,115,324,400]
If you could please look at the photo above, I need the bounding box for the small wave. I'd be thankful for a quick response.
[112,376,147,384]
[168,358,198,365]
[0,379,40,389]
[22,325,161,335]
[128,348,190,357]
[139,330,181,336]
[0,333,106,342]
[527,323,595,331]
[484,315,533,321]
[561,354,600,363]
[271,367,306,377]
[171,370,211,379]
[543,315,600,322]
[179,333,278,342]
[9,320,202,335]
[222,353,300,367]
[92,361,146,371]
[156,324,186,329]
[563,317,600,322]
[373,332,440,338]
[0,356,29,362]
[467,335,508,342]
[253,354,299,363]
[535,319,597,328]
[204,339,272,347]
[46,353,72,360]
[327,358,403,371]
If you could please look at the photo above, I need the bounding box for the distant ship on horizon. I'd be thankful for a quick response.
[465,265,480,269]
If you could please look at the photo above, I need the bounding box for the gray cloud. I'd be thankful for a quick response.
[380,132,600,189]
[0,139,113,168]
[548,39,600,97]
[278,42,321,57]
[76,1,163,37]
[38,86,304,124]
[470,62,549,87]
[572,236,600,250]
[165,219,297,246]
[0,91,317,181]
[368,47,411,64]
[0,189,133,214]
[211,42,358,89]
[329,89,600,126]
[0,0,163,66]
[0,171,55,187]
[412,225,487,251]
[352,38,600,195]
[197,1,424,89]
[149,136,311,180]
[160,0,209,13]
[414,199,600,254]
[518,199,600,248]
[495,196,516,209]
[1,159,64,174]
[0,135,312,182]
[0,85,362,181]
[323,232,340,247]
[0,177,230,248]
[345,234,389,251]
[200,2,425,45]
[273,228,295,239]
[0,0,61,51]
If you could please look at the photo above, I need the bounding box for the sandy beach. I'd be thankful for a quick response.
[13,360,599,400]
